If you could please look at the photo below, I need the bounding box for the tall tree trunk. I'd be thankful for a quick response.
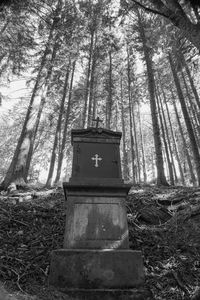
[181,69,200,143]
[120,76,129,181]
[24,41,59,180]
[137,10,168,186]
[83,30,95,128]
[138,103,147,183]
[54,60,76,184]
[156,90,174,185]
[132,99,141,182]
[168,52,200,185]
[171,89,196,185]
[0,3,62,190]
[46,64,71,187]
[158,89,178,183]
[106,48,113,129]
[181,52,200,110]
[127,47,136,183]
[87,32,97,127]
[162,89,185,185]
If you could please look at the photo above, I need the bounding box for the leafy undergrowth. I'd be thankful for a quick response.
[0,185,200,299]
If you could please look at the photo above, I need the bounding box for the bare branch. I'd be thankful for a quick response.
[130,0,169,18]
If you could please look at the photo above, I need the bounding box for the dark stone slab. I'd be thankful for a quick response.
[49,249,145,290]
[49,287,153,300]
[70,128,123,182]
[63,196,130,249]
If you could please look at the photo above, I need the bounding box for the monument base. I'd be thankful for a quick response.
[49,249,144,290]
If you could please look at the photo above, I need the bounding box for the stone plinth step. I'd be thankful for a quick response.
[49,249,144,290]
[49,287,153,300]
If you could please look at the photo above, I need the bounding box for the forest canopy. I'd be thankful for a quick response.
[0,0,200,189]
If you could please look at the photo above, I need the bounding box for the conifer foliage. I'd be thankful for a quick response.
[1,0,200,188]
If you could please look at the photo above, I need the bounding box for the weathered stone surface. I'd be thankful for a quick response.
[49,249,144,290]
[63,196,129,249]
[49,287,153,300]
[70,128,122,182]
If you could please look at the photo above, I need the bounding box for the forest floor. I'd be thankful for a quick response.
[0,185,200,300]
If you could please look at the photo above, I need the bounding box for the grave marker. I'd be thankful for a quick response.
[49,126,145,293]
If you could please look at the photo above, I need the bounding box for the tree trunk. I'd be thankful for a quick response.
[168,52,200,185]
[46,64,71,187]
[134,1,200,51]
[83,30,95,128]
[171,89,196,185]
[132,98,141,182]
[0,0,62,190]
[24,41,59,180]
[181,69,200,143]
[156,90,174,185]
[138,103,147,183]
[120,76,129,181]
[181,53,200,111]
[54,60,76,184]
[87,32,97,127]
[158,88,178,183]
[137,10,168,186]
[127,47,136,184]
[162,89,185,185]
[106,48,113,130]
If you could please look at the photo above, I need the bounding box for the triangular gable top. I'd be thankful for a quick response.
[71,127,122,143]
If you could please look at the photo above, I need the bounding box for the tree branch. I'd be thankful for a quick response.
[130,0,169,18]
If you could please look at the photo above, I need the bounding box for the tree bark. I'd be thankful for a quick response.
[0,4,62,190]
[132,98,141,182]
[87,32,97,127]
[54,60,76,184]
[169,52,200,185]
[156,90,174,185]
[137,10,168,186]
[120,76,129,181]
[131,1,200,51]
[138,103,147,183]
[181,69,200,143]
[106,47,113,130]
[46,63,71,187]
[162,88,185,185]
[127,46,136,184]
[181,53,200,111]
[24,41,59,180]
[82,30,95,128]
[171,89,196,185]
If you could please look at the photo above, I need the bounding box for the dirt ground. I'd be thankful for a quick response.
[0,185,200,299]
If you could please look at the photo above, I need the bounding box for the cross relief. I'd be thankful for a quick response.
[91,154,102,167]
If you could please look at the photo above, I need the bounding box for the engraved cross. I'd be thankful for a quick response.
[91,154,102,167]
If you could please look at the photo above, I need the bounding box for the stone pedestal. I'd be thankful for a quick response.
[49,128,145,295]
[49,249,144,289]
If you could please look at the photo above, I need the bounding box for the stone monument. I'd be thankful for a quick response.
[49,119,145,293]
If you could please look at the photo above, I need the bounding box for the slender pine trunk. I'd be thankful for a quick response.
[158,90,178,183]
[83,30,94,128]
[156,90,174,185]
[0,1,62,190]
[54,61,76,184]
[24,41,59,180]
[171,89,196,185]
[46,64,71,187]
[169,52,200,185]
[127,47,136,183]
[163,92,185,185]
[120,76,129,181]
[132,99,141,182]
[138,10,168,185]
[138,103,147,183]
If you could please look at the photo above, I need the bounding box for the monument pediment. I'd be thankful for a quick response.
[71,127,121,142]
